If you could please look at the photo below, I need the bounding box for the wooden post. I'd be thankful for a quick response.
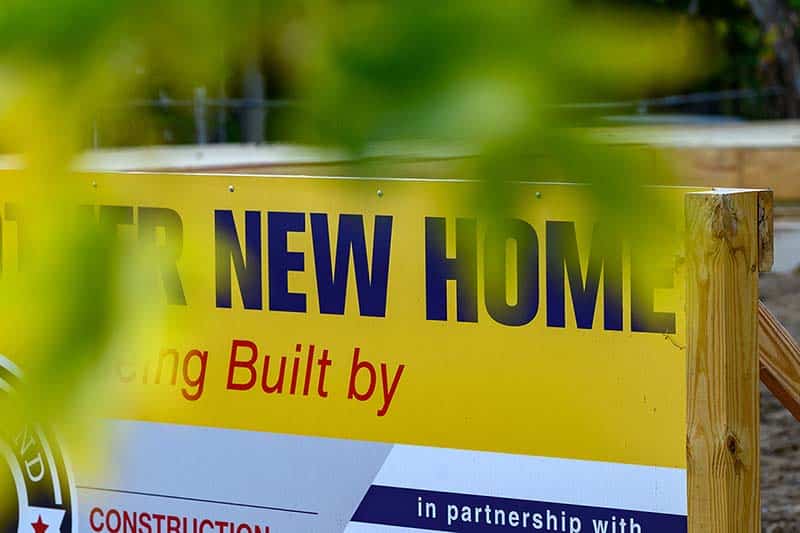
[686,190,761,532]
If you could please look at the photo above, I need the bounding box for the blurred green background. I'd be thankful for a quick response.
[4,0,800,527]
[80,0,800,147]
[0,0,786,491]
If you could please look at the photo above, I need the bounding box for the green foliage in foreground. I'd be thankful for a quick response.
[0,0,709,464]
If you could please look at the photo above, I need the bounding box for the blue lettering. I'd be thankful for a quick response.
[311,214,393,317]
[546,221,622,330]
[631,245,675,333]
[215,210,262,310]
[139,207,186,305]
[268,211,306,313]
[425,217,477,322]
[484,219,539,326]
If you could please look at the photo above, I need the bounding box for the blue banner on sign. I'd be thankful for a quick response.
[351,485,687,532]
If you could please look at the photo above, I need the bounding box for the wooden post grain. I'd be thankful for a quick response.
[686,190,760,532]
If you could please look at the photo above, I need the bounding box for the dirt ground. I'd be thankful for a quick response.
[759,272,800,530]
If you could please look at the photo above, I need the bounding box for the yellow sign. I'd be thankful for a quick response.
[1,174,697,469]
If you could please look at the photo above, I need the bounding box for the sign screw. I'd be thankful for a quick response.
[228,185,235,193]
[91,180,97,189]
[535,191,542,199]
[377,189,384,198]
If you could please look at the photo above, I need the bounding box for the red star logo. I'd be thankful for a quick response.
[31,515,49,533]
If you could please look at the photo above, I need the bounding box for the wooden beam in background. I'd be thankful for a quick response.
[759,302,800,422]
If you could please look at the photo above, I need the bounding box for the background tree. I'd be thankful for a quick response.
[588,0,800,118]
[747,0,800,115]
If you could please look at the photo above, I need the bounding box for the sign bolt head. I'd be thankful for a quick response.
[377,189,384,198]
[535,191,542,199]
[91,180,97,189]
[228,185,235,193]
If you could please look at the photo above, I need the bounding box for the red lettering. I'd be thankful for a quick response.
[377,363,405,416]
[167,516,180,533]
[261,354,286,393]
[140,513,153,533]
[153,514,166,533]
[302,344,314,395]
[317,349,332,398]
[90,508,104,532]
[123,511,136,533]
[154,349,179,385]
[227,339,258,390]
[182,349,208,401]
[347,348,376,402]
[106,510,121,533]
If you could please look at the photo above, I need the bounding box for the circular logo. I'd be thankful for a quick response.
[0,355,76,533]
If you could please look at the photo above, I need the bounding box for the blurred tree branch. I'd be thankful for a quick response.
[748,0,800,115]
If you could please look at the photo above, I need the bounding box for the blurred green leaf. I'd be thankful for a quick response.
[0,0,715,481]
